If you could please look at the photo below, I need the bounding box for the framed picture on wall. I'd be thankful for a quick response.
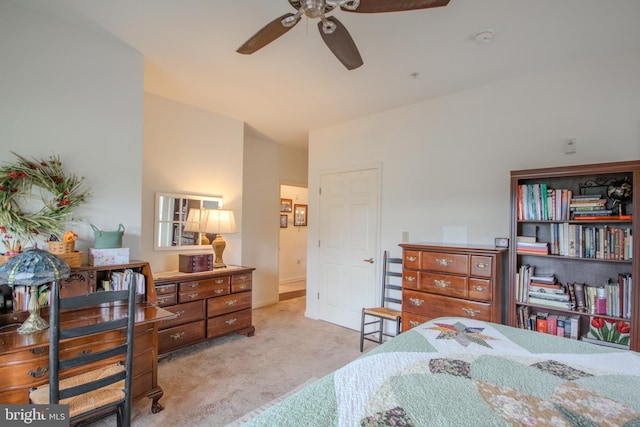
[294,204,307,226]
[280,214,288,228]
[280,198,292,212]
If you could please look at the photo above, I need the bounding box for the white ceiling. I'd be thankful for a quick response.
[12,0,640,150]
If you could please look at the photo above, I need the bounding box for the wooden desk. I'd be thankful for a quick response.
[0,303,173,412]
[0,261,174,414]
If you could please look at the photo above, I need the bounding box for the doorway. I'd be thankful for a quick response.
[279,184,308,301]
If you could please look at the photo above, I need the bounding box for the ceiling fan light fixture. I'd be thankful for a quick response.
[282,13,301,27]
[321,17,337,34]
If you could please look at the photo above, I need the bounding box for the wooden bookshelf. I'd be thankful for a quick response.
[508,161,639,351]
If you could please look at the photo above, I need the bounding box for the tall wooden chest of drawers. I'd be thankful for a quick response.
[153,266,255,357]
[399,244,506,331]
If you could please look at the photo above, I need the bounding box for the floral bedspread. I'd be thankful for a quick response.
[243,317,640,426]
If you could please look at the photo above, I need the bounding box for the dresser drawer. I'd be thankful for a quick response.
[231,273,252,293]
[403,250,420,270]
[468,278,492,302]
[421,252,469,275]
[470,256,493,278]
[178,279,230,302]
[158,320,205,354]
[419,272,467,298]
[207,292,252,317]
[403,290,492,321]
[402,270,419,290]
[158,300,205,329]
[402,312,429,331]
[207,309,252,338]
[156,293,177,307]
[155,283,177,296]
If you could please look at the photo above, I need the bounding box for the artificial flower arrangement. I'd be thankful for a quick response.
[0,152,91,253]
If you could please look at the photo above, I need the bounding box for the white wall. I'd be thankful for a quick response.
[306,51,640,319]
[279,185,308,283]
[0,2,144,261]
[142,93,245,272]
[242,135,308,307]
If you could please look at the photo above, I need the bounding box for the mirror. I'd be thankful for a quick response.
[154,192,223,250]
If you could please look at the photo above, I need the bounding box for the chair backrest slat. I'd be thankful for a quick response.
[59,289,130,310]
[58,370,126,401]
[381,251,403,308]
[59,344,128,370]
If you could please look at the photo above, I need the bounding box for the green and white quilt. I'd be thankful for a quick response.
[244,317,640,426]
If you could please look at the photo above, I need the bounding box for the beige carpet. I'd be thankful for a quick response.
[91,296,363,426]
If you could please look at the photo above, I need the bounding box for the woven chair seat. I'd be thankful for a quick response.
[363,307,401,320]
[30,363,125,418]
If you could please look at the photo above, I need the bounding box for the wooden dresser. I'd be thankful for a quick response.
[153,266,255,357]
[0,261,173,413]
[399,243,506,331]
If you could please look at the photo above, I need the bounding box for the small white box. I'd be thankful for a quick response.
[88,247,130,266]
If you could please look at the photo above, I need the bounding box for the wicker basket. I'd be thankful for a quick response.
[0,255,9,267]
[56,251,83,268]
[48,240,75,254]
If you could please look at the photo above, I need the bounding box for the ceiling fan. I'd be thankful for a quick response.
[237,0,451,70]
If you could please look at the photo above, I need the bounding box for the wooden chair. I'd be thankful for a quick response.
[29,279,137,427]
[360,251,403,352]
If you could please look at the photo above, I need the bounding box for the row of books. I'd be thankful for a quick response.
[516,266,632,319]
[548,223,632,260]
[517,306,580,339]
[517,184,573,221]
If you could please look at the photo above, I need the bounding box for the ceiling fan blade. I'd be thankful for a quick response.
[342,0,450,13]
[237,14,300,54]
[317,16,363,70]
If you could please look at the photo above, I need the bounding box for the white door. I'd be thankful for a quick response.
[318,168,379,330]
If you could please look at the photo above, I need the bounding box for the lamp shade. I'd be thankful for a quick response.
[0,248,70,288]
[203,209,237,234]
[184,208,203,232]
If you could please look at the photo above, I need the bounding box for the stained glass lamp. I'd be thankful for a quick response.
[0,248,70,334]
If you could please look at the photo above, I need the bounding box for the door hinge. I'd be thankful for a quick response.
[319,187,322,195]
[318,240,321,247]
[317,292,320,300]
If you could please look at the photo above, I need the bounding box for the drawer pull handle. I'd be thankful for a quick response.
[226,300,237,307]
[435,258,452,266]
[434,279,450,288]
[28,367,48,378]
[225,318,237,326]
[409,320,420,327]
[404,276,416,282]
[188,293,199,299]
[30,347,45,355]
[77,349,92,356]
[159,297,171,304]
[462,308,480,317]
[215,289,224,294]
[175,310,185,318]
[189,283,198,289]
[475,262,487,269]
[473,285,486,292]
[409,298,424,306]
[237,275,247,280]
[406,256,417,262]
[238,284,248,290]
[215,279,225,284]
[170,332,185,340]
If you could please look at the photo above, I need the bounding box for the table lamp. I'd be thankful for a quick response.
[0,248,70,334]
[202,209,237,268]
[184,208,210,245]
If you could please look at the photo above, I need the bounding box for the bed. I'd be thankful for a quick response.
[243,316,640,426]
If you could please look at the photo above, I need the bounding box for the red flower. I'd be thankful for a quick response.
[51,175,63,184]
[0,226,6,233]
[60,199,70,206]
[0,186,7,191]
[33,230,40,235]
[40,161,47,166]
[604,318,617,324]
[29,163,37,169]
[591,317,605,329]
[617,322,630,334]
[10,188,17,193]
[8,171,18,178]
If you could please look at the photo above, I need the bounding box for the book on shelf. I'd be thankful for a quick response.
[516,241,549,255]
[547,314,558,335]
[528,291,571,302]
[556,315,566,337]
[529,284,566,295]
[569,315,580,339]
[529,273,557,284]
[536,312,548,333]
[528,297,574,309]
[572,282,587,312]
